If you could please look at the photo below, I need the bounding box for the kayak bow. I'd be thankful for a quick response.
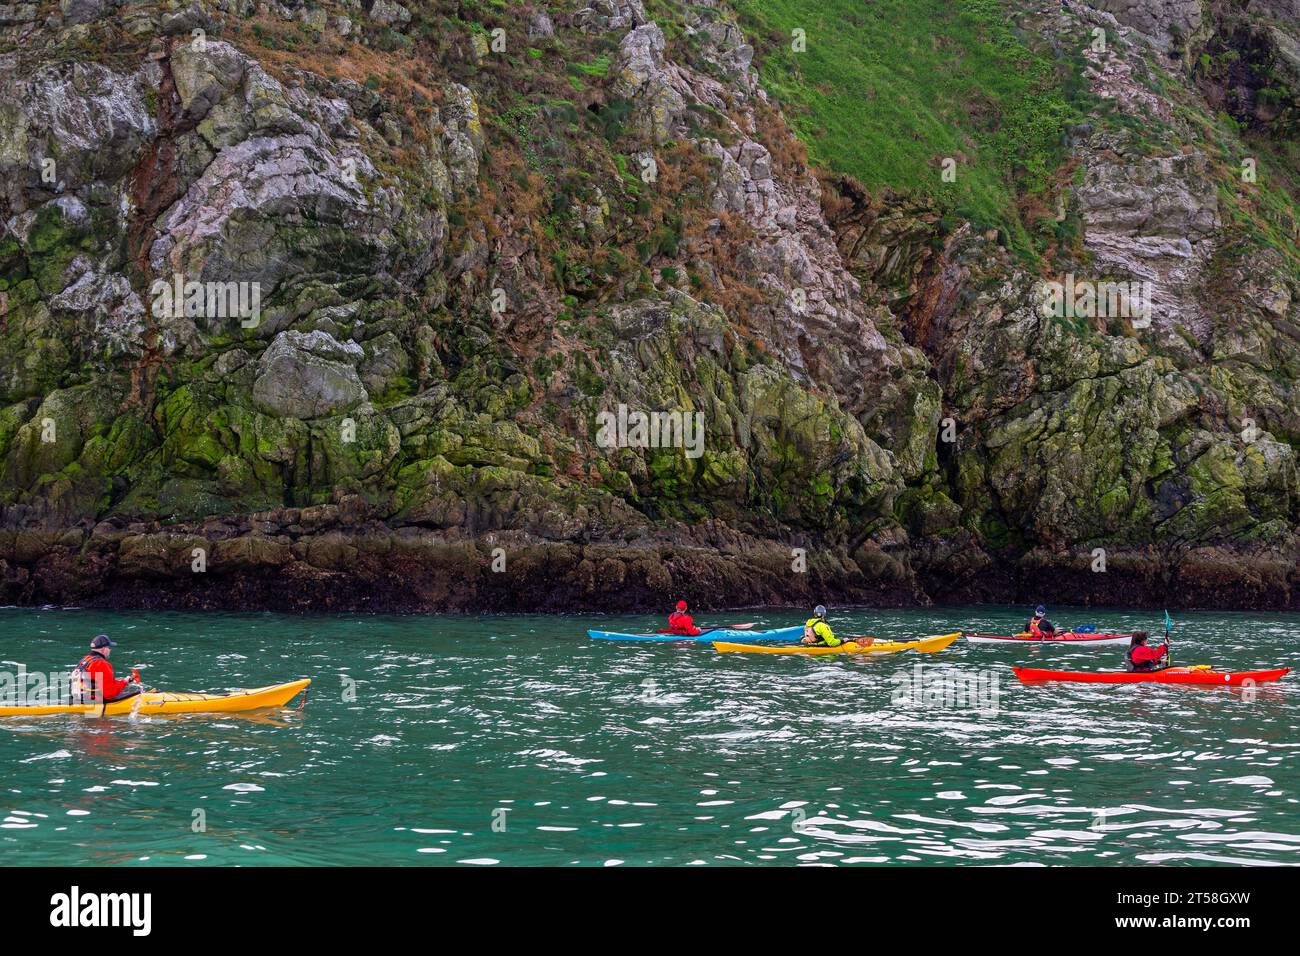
[588,625,804,643]
[1012,667,1289,687]
[0,679,312,717]
[713,633,960,656]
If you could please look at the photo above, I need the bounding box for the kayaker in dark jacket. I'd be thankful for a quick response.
[71,635,141,703]
[1025,605,1057,639]
[1125,631,1169,673]
[667,600,701,636]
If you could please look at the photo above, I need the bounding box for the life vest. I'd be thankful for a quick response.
[1126,644,1159,673]
[70,652,107,702]
[1028,617,1057,639]
[667,611,695,634]
[804,618,840,647]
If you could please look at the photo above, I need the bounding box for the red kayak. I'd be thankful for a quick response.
[966,632,1131,646]
[1013,666,1291,686]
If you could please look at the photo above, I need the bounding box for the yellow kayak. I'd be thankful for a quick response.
[0,679,311,717]
[713,633,960,655]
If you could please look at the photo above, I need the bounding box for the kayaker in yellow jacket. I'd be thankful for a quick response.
[800,606,877,648]
[801,606,842,646]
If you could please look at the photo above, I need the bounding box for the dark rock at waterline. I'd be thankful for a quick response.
[0,519,1294,613]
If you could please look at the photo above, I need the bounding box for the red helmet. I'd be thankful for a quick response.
[675,600,688,612]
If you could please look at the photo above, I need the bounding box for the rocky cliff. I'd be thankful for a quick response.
[0,0,1297,612]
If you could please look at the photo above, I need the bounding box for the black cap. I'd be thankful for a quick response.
[90,634,116,648]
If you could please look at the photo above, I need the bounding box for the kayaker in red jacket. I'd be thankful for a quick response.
[667,601,701,636]
[1125,632,1169,673]
[72,635,141,703]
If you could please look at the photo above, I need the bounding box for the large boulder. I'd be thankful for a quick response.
[252,330,367,419]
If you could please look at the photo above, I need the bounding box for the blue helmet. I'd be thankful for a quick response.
[814,605,827,618]
[1034,605,1046,616]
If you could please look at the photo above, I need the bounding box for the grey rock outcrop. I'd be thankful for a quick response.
[12,63,156,191]
[611,24,686,144]
[1086,0,1206,53]
[367,0,410,28]
[150,131,392,297]
[575,0,645,34]
[0,5,39,26]
[527,9,554,38]
[59,0,117,24]
[437,83,484,194]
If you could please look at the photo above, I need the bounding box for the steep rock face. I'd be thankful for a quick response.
[644,6,939,482]
[589,291,899,538]
[1193,3,1300,137]
[0,0,1297,611]
[856,1,1300,606]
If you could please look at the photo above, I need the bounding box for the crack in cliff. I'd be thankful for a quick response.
[124,40,200,415]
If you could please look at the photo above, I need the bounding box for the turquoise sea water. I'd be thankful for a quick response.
[0,606,1295,866]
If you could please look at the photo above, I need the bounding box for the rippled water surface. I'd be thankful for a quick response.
[0,606,1296,866]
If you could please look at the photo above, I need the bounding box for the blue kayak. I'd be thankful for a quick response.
[587,625,805,643]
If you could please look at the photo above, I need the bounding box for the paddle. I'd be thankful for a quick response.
[655,622,757,634]
[1163,609,1174,668]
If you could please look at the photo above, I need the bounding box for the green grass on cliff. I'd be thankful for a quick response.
[731,0,1088,258]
